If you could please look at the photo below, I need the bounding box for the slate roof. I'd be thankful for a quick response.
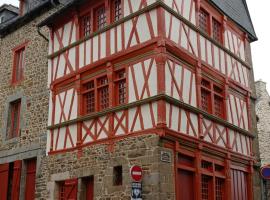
[209,0,257,41]
[0,4,19,14]
[0,0,52,37]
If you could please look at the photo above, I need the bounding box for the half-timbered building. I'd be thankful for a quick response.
[35,0,260,199]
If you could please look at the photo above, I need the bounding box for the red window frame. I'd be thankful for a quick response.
[199,8,210,34]
[111,0,122,22]
[198,3,223,44]
[83,80,96,114]
[94,4,106,31]
[212,18,222,43]
[12,44,26,84]
[114,69,126,105]
[80,13,92,38]
[7,99,21,139]
[200,78,224,118]
[98,76,109,110]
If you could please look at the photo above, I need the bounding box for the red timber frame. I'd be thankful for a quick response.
[46,0,255,199]
[163,141,254,200]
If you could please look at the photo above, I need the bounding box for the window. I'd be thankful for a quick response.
[81,13,91,37]
[212,18,222,43]
[98,76,109,110]
[95,5,106,30]
[112,0,122,22]
[7,99,21,139]
[84,81,95,114]
[199,9,209,34]
[200,79,224,118]
[12,46,25,83]
[198,8,223,44]
[0,16,5,23]
[113,166,123,186]
[115,70,126,105]
[201,160,225,200]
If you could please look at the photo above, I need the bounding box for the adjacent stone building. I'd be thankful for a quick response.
[255,80,270,199]
[0,1,58,199]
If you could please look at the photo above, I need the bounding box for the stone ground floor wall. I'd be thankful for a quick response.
[36,134,175,200]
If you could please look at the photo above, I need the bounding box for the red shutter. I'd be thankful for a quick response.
[178,169,194,200]
[0,163,10,200]
[62,179,78,200]
[11,160,22,200]
[25,159,37,200]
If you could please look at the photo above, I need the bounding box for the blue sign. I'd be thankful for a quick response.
[261,166,270,179]
[131,182,142,200]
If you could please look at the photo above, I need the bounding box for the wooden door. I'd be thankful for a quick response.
[178,169,194,200]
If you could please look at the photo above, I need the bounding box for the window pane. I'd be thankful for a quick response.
[214,95,223,118]
[212,18,222,43]
[199,9,209,34]
[81,14,91,37]
[201,89,211,112]
[99,86,109,110]
[201,175,212,200]
[215,178,224,200]
[113,0,122,21]
[96,6,106,30]
[84,81,95,114]
[7,100,21,138]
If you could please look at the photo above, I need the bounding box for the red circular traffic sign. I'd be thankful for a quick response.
[130,165,142,182]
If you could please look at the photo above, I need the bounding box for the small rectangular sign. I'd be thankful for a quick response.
[131,182,142,200]
[161,151,172,163]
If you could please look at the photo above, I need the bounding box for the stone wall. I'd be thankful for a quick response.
[37,134,175,200]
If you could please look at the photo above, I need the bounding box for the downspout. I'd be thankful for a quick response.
[37,26,49,42]
[37,0,60,41]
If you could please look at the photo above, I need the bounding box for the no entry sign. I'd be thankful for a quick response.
[261,165,270,179]
[130,165,142,182]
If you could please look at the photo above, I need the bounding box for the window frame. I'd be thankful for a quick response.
[7,99,22,139]
[111,0,122,22]
[198,3,223,44]
[114,69,127,105]
[12,42,28,85]
[94,4,107,31]
[200,78,225,119]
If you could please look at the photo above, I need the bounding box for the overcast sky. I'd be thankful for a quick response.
[1,0,269,92]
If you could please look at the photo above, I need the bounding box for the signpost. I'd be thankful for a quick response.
[130,165,142,182]
[130,165,143,200]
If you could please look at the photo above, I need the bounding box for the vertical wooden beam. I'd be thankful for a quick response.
[225,154,232,200]
[155,43,167,131]
[75,74,82,157]
[195,145,202,200]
